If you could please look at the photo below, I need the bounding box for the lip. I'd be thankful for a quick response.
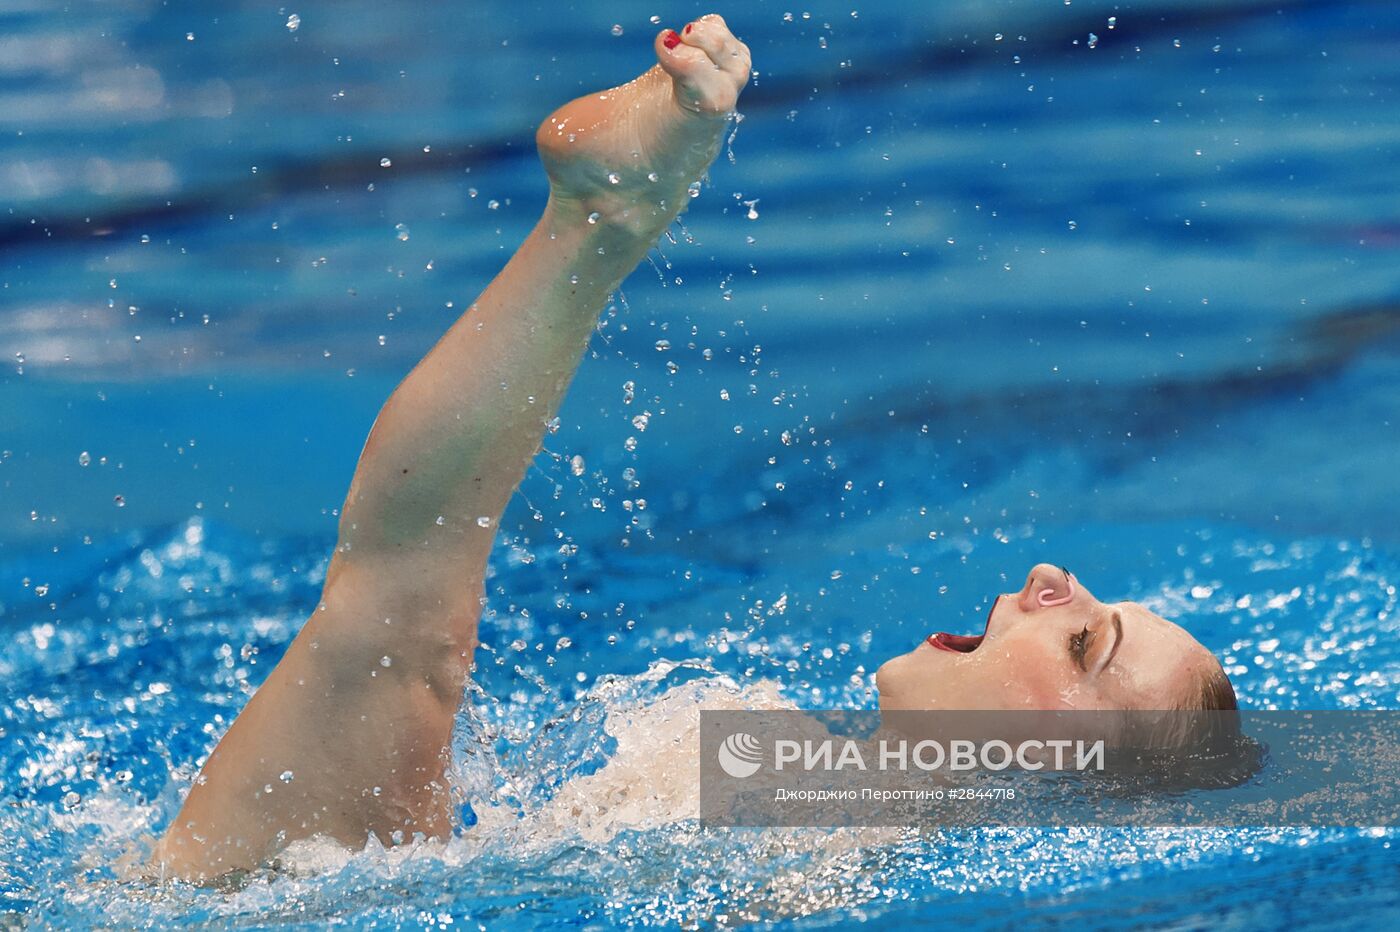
[927,595,999,654]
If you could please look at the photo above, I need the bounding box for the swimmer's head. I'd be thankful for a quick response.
[875,564,1236,716]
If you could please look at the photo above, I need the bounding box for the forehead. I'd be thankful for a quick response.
[1118,601,1192,642]
[1102,601,1207,705]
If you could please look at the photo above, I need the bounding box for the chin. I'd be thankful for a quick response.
[874,653,935,711]
[873,651,910,698]
[874,659,902,710]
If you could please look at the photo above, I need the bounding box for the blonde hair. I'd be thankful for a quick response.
[1196,663,1238,712]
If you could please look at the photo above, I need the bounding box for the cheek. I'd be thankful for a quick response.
[979,639,1076,707]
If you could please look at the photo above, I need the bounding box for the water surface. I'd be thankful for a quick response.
[3,0,1399,926]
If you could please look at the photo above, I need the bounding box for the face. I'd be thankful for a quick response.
[876,564,1225,712]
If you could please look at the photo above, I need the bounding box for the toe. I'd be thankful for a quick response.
[681,15,751,87]
[679,15,729,67]
[655,27,710,74]
[654,16,749,116]
[724,39,752,85]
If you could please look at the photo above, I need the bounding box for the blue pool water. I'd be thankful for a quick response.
[3,0,1400,926]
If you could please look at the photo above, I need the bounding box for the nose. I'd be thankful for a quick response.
[1017,563,1075,611]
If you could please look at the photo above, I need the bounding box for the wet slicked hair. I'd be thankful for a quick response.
[1130,657,1239,750]
[1122,662,1257,789]
[1197,663,1238,712]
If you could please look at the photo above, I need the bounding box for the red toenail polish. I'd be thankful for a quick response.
[684,23,693,34]
[663,30,681,49]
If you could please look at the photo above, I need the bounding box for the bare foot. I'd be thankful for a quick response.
[536,14,751,235]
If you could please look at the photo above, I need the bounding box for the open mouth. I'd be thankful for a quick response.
[927,595,998,654]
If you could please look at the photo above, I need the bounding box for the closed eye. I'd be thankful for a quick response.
[1068,624,1093,671]
[1068,610,1124,674]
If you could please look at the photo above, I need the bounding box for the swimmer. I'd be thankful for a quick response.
[149,15,1234,882]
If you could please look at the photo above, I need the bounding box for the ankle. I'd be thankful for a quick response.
[547,189,682,242]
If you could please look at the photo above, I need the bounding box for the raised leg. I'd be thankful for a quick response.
[150,16,749,882]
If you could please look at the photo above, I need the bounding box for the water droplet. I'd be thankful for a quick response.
[78,451,91,467]
[646,172,659,183]
[687,181,702,198]
[569,274,580,284]
[476,516,492,528]
[280,770,295,782]
[185,32,195,42]
[113,494,126,508]
[607,172,621,184]
[62,791,81,809]
[654,339,671,351]
[587,211,600,224]
[286,13,301,31]
[435,515,446,526]
[650,15,661,24]
[395,222,410,241]
[377,334,387,346]
[379,655,392,668]
[1067,219,1078,230]
[1107,16,1117,29]
[557,636,573,649]
[380,157,393,168]
[1087,32,1098,49]
[611,24,624,36]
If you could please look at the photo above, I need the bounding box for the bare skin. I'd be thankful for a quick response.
[875,564,1232,712]
[151,16,751,882]
[150,17,1236,883]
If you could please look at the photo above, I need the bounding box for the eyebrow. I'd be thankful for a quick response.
[1101,608,1125,671]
